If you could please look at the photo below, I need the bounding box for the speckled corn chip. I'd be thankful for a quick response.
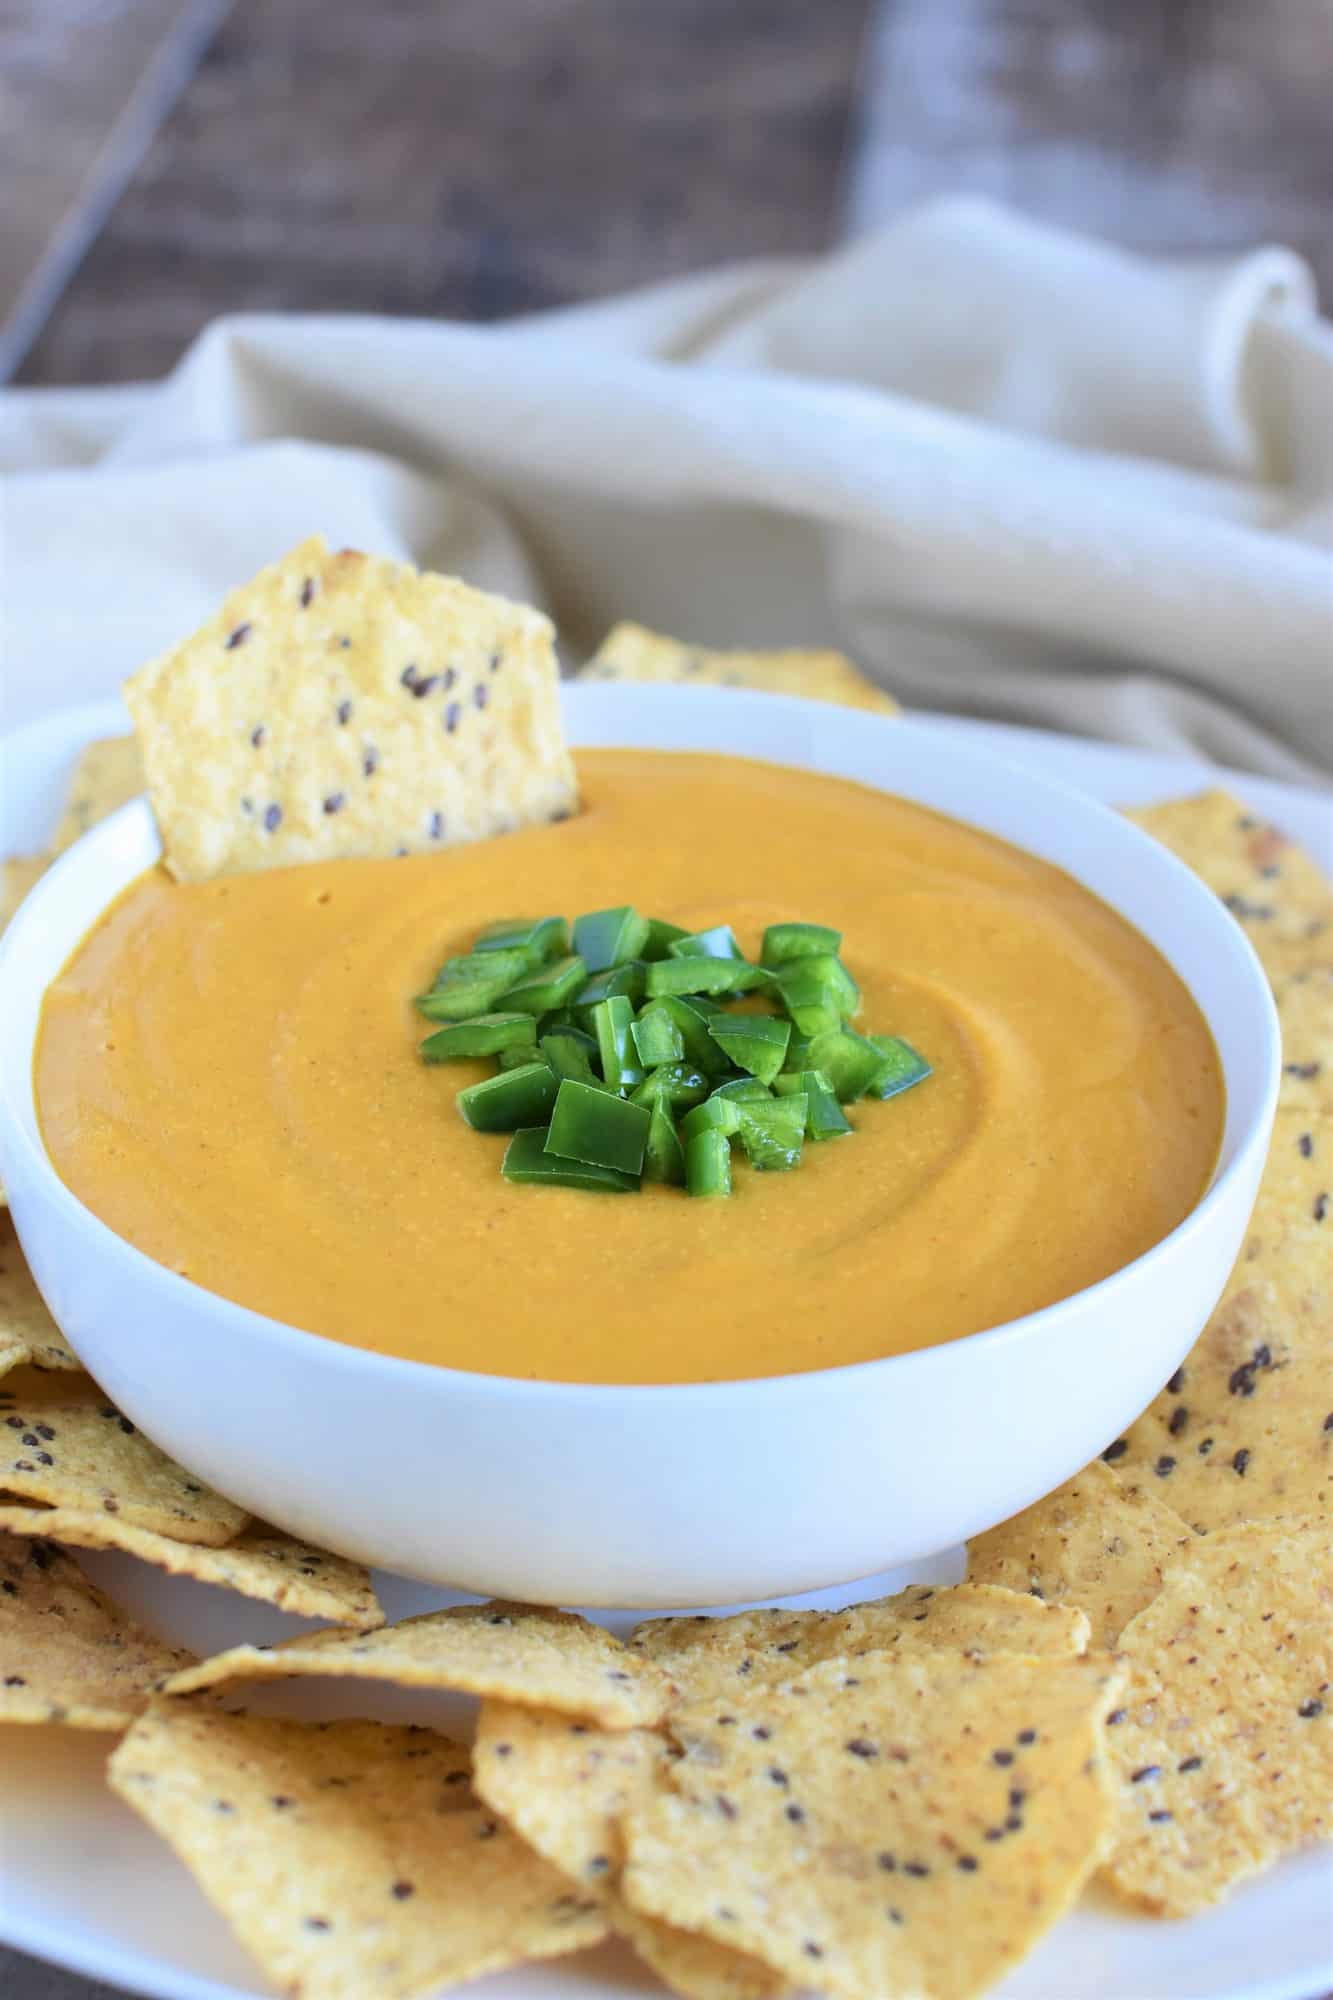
[125,536,577,882]
[1124,789,1331,979]
[580,621,900,715]
[0,1529,192,1729]
[0,855,48,930]
[0,1503,382,1630]
[966,1462,1198,1648]
[109,1706,606,2000]
[1106,1110,1331,1531]
[0,1221,82,1376]
[1101,1521,1332,1915]
[1274,962,1333,1112]
[0,1369,249,1545]
[623,1651,1122,2000]
[163,1600,670,1727]
[629,1582,1089,1706]
[473,1702,784,2000]
[51,734,144,852]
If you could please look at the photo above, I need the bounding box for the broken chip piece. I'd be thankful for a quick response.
[579,620,900,714]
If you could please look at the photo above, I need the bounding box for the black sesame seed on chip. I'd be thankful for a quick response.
[1102,1439,1128,1462]
[1155,1455,1176,1476]
[263,804,282,832]
[1233,1448,1251,1476]
[225,623,251,650]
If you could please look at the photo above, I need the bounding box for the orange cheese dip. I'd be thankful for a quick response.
[36,750,1223,1383]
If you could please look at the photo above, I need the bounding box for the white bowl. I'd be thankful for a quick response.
[0,687,1279,1608]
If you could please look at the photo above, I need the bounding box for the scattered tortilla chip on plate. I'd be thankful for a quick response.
[162,1601,670,1727]
[623,1651,1123,2000]
[0,1503,382,1630]
[580,621,900,714]
[629,1581,1088,1705]
[0,1529,192,1729]
[50,734,144,852]
[966,1462,1199,1648]
[1106,1109,1331,1531]
[109,1705,606,2000]
[1101,1520,1332,1915]
[0,1368,249,1546]
[1124,789,1332,978]
[1274,962,1333,1112]
[472,1702,784,2000]
[0,1219,82,1376]
[123,535,577,882]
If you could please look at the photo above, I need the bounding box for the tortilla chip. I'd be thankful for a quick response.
[967,1463,1199,1648]
[0,1529,192,1729]
[0,1219,82,1376]
[623,1651,1122,2000]
[1274,961,1333,1112]
[473,1703,784,2000]
[162,1601,670,1727]
[0,1368,249,1546]
[0,1503,382,1629]
[51,735,144,852]
[1105,1110,1331,1531]
[124,536,576,882]
[109,1705,606,1999]
[629,1582,1089,1705]
[0,855,49,931]
[1101,1521,1332,1915]
[580,621,900,715]
[1124,790,1331,979]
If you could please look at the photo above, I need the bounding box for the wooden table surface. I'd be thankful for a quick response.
[1,1,1328,1994]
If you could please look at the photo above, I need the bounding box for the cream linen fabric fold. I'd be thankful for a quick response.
[2,199,1330,781]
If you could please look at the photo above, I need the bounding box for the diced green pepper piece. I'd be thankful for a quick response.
[777,959,858,1029]
[502,1127,637,1192]
[416,945,536,1021]
[572,906,650,972]
[640,917,692,962]
[866,1035,933,1100]
[681,1096,741,1141]
[501,954,588,1015]
[499,1042,546,1070]
[806,1028,890,1102]
[540,1028,603,1087]
[668,924,744,960]
[590,995,644,1095]
[774,1068,853,1139]
[642,1101,686,1185]
[475,916,569,960]
[652,996,724,1069]
[794,952,860,1018]
[456,1061,557,1132]
[685,1127,731,1197]
[707,1014,791,1086]
[735,1096,806,1171]
[574,962,647,1012]
[711,1076,772,1105]
[631,1004,685,1068]
[630,1065,711,1112]
[419,1012,537,1063]
[545,1079,650,1176]
[761,921,842,969]
[645,957,771,1000]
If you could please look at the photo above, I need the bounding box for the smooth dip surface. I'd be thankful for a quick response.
[36,749,1224,1384]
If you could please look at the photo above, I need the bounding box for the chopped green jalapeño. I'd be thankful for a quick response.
[416,906,932,1195]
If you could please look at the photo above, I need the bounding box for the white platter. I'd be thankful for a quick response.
[1,699,1330,2000]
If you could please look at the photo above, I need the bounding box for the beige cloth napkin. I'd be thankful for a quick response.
[2,198,1330,781]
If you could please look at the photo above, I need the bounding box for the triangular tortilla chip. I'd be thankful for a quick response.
[580,621,899,714]
[0,1220,82,1375]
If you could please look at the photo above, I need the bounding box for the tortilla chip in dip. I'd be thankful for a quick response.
[622,1651,1122,2000]
[162,1600,670,1727]
[580,620,899,714]
[0,1369,249,1546]
[0,1504,382,1629]
[0,1529,192,1729]
[966,1463,1199,1648]
[124,536,576,881]
[109,1705,606,1999]
[1105,1110,1331,1531]
[1101,1520,1332,1915]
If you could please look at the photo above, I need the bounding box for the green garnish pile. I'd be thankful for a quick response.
[415,909,932,1195]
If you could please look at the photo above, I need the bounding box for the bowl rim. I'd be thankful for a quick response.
[0,685,1281,1407]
